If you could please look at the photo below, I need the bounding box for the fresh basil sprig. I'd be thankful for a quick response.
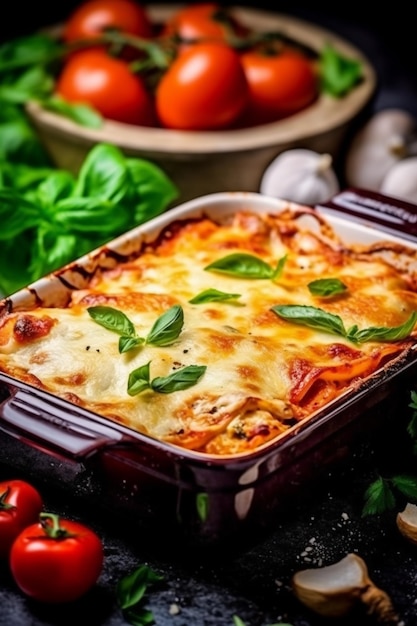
[116,564,163,626]
[308,278,347,297]
[271,305,417,344]
[128,361,206,396]
[0,143,178,295]
[189,288,242,304]
[87,304,184,353]
[204,253,286,279]
[145,304,184,346]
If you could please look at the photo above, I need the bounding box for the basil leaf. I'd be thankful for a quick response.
[151,365,207,393]
[362,477,396,516]
[196,492,209,522]
[88,306,136,337]
[0,189,40,238]
[29,229,88,280]
[116,564,163,610]
[119,335,145,354]
[189,288,242,304]
[126,157,179,225]
[391,474,417,501]
[146,304,184,346]
[74,143,130,203]
[0,34,62,73]
[348,311,417,343]
[319,42,363,97]
[271,304,347,337]
[42,95,103,128]
[308,278,347,296]
[34,170,75,206]
[54,197,130,235]
[127,362,151,396]
[205,253,280,279]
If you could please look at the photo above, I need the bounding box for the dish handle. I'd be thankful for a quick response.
[316,187,417,240]
[0,384,128,460]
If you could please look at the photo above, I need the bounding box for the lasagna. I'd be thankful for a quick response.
[1,206,417,456]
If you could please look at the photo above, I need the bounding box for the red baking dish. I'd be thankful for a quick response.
[1,188,417,551]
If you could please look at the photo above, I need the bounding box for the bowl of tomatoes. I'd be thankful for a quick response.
[25,1,377,203]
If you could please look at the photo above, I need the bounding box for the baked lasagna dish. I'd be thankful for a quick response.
[1,205,417,456]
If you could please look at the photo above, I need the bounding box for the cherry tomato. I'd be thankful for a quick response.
[0,479,43,559]
[62,0,153,43]
[56,49,156,126]
[161,2,249,44]
[239,48,319,125]
[155,42,249,130]
[10,512,103,603]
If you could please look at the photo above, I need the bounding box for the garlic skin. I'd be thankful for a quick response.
[380,156,417,204]
[396,502,417,545]
[259,148,340,205]
[344,108,417,191]
[292,553,400,624]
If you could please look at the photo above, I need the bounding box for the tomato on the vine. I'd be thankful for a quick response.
[239,48,319,125]
[10,512,103,603]
[56,49,156,126]
[0,479,43,559]
[161,2,249,44]
[155,41,249,130]
[62,0,153,43]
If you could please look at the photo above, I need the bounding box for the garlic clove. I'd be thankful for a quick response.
[259,148,340,206]
[344,108,417,190]
[292,553,400,624]
[396,502,417,545]
[379,156,417,204]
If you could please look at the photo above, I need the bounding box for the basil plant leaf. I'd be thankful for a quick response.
[348,311,417,343]
[126,157,179,225]
[0,189,40,238]
[205,253,284,279]
[74,143,130,203]
[87,305,137,338]
[54,196,131,235]
[42,95,103,128]
[116,564,163,610]
[319,42,363,97]
[119,335,145,354]
[308,278,347,297]
[271,304,347,337]
[189,288,242,304]
[146,304,184,346]
[127,362,151,396]
[151,365,207,393]
[0,33,62,73]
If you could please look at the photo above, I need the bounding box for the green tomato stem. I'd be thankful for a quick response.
[40,512,74,539]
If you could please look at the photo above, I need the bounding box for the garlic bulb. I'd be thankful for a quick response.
[396,502,417,545]
[292,553,400,624]
[259,148,340,205]
[344,108,417,190]
[380,156,417,204]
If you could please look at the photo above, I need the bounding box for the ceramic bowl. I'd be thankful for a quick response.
[26,5,377,204]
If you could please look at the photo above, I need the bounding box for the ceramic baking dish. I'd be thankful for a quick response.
[1,188,417,551]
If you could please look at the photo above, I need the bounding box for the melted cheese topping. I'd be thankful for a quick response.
[1,208,417,456]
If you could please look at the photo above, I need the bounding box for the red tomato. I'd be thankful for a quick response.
[161,2,249,44]
[0,480,43,559]
[239,48,319,125]
[63,0,153,43]
[10,512,103,603]
[155,42,249,130]
[56,49,156,126]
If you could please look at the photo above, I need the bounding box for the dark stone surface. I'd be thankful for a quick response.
[1,3,417,625]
